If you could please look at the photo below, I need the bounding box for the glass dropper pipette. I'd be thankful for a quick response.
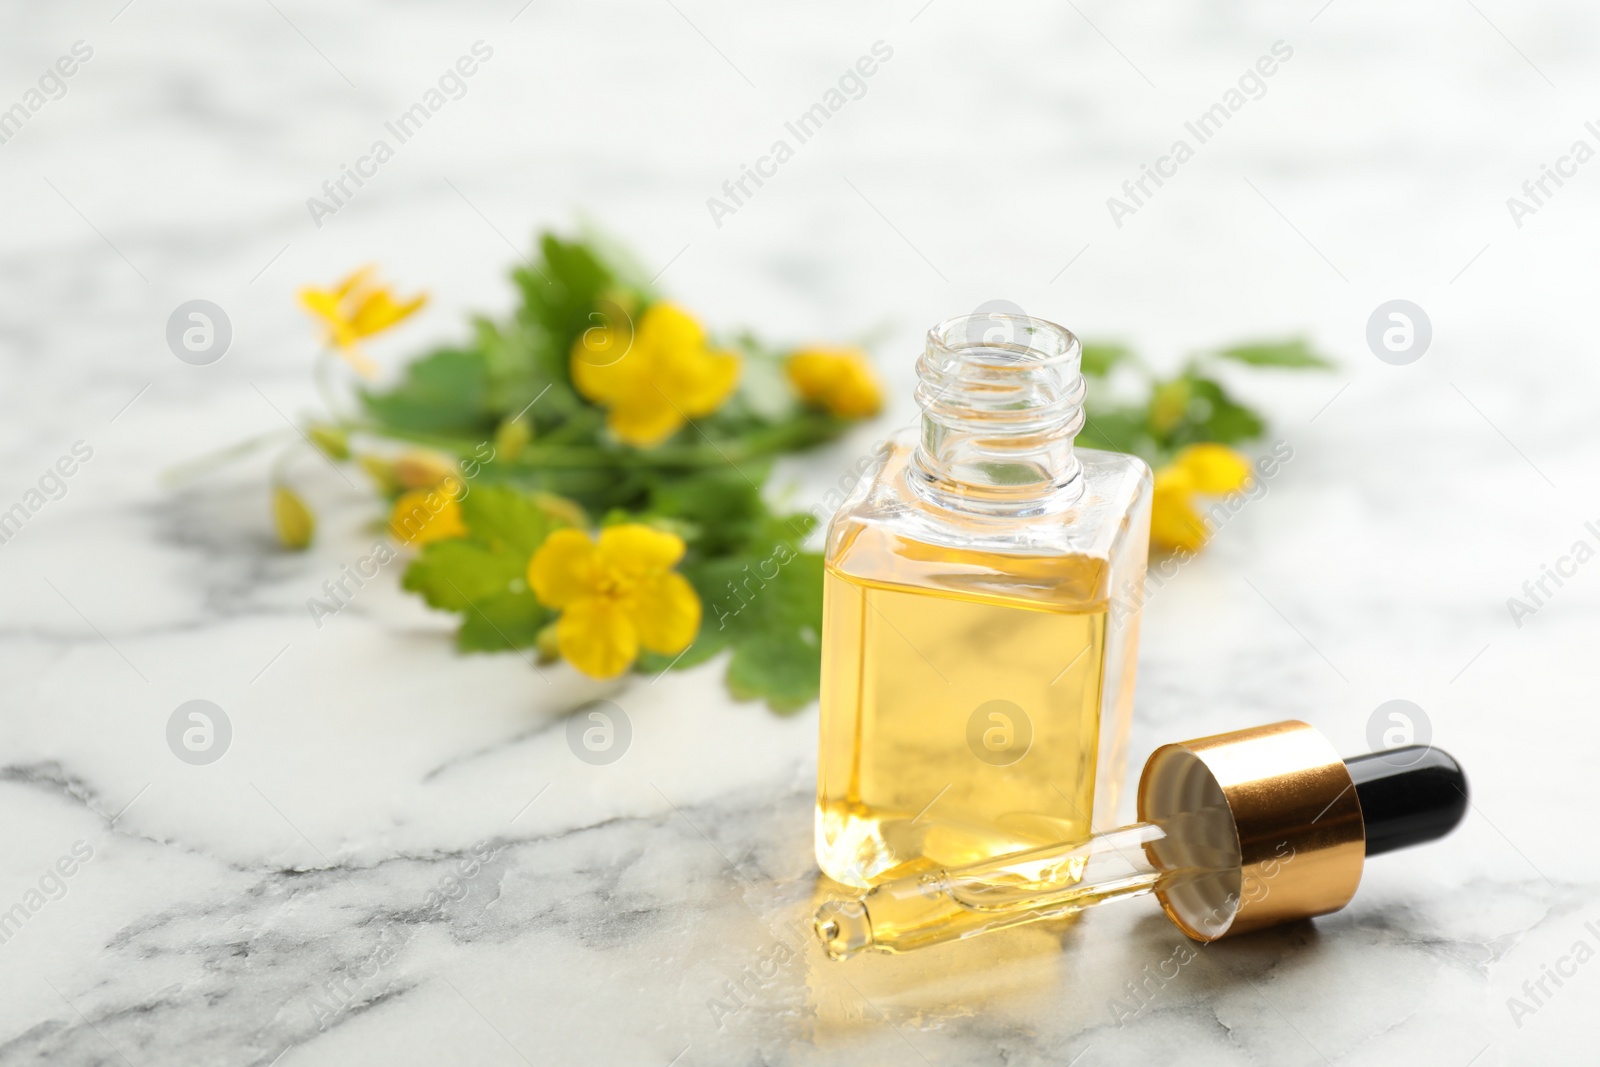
[816,806,1237,958]
[815,720,1468,960]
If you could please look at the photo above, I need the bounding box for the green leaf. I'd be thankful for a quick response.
[659,535,825,711]
[722,552,825,713]
[472,316,555,420]
[516,234,615,356]
[459,485,556,555]
[362,349,491,435]
[1175,378,1266,447]
[646,466,772,557]
[1079,404,1151,457]
[401,541,526,612]
[400,485,559,653]
[1214,338,1332,369]
[1080,342,1133,377]
[455,590,550,653]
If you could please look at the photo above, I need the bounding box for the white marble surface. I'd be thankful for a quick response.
[3,1,1598,1063]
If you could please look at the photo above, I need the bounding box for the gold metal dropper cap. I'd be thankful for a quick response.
[1136,720,1366,941]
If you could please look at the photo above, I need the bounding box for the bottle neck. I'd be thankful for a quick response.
[909,313,1087,518]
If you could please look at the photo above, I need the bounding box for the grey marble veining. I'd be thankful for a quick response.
[2,1,1598,1063]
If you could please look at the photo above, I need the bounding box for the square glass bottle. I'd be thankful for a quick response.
[817,313,1153,888]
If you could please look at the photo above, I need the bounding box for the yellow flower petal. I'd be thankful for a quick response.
[830,364,883,418]
[298,289,359,352]
[350,289,426,336]
[1149,466,1207,553]
[1176,443,1252,495]
[298,266,425,378]
[663,348,741,418]
[636,302,706,352]
[786,347,883,418]
[604,397,687,448]
[571,334,628,403]
[528,528,601,609]
[597,524,685,576]
[389,489,467,546]
[625,571,700,655]
[532,521,697,677]
[297,286,337,321]
[333,264,377,300]
[569,301,740,449]
[570,302,637,382]
[786,351,834,401]
[557,596,639,680]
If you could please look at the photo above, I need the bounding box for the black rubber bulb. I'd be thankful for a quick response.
[1343,746,1469,856]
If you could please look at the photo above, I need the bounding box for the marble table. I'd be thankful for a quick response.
[2,1,1596,1063]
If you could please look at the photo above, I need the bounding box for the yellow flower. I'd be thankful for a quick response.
[299,266,427,378]
[527,524,701,680]
[570,302,740,448]
[272,485,315,550]
[786,347,883,418]
[1149,444,1253,554]
[389,485,468,546]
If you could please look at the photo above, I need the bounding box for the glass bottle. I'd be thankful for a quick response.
[816,313,1153,889]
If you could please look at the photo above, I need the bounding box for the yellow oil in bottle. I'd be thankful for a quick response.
[816,530,1112,888]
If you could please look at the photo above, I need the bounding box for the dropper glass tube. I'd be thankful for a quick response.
[814,722,1469,960]
[816,806,1236,959]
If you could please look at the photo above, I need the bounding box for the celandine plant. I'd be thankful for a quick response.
[274,233,885,712]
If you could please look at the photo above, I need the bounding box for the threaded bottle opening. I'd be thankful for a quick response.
[917,314,1085,432]
[911,313,1086,515]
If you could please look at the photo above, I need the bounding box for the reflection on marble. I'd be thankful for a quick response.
[2,0,1597,1063]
